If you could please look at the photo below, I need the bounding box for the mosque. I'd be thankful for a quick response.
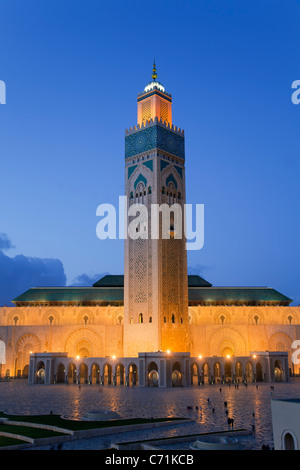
[0,65,299,387]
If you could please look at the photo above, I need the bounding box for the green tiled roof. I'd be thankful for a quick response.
[13,287,124,305]
[187,275,212,288]
[188,287,292,305]
[93,275,125,287]
[93,274,212,288]
[12,275,292,306]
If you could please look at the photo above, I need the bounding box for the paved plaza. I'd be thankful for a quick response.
[1,379,300,450]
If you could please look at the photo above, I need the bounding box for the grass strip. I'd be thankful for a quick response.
[0,424,65,439]
[0,436,27,447]
[0,412,184,431]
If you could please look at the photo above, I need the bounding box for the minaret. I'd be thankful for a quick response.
[123,64,189,357]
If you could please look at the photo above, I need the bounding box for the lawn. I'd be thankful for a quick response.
[0,412,184,431]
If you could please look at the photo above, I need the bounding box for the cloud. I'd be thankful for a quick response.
[0,233,15,250]
[0,249,67,306]
[71,272,110,286]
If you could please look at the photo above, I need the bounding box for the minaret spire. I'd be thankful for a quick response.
[152,60,157,81]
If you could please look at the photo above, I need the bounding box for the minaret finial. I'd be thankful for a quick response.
[152,60,157,81]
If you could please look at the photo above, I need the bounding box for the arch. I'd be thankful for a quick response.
[134,173,147,190]
[166,173,178,190]
[268,332,292,367]
[256,362,263,382]
[103,363,113,385]
[147,361,159,387]
[76,340,90,358]
[172,361,182,387]
[42,309,60,326]
[56,363,65,383]
[128,363,138,386]
[282,431,297,450]
[15,333,41,378]
[202,363,210,384]
[36,361,45,384]
[209,328,247,357]
[246,361,253,382]
[91,363,100,384]
[274,359,284,382]
[224,361,232,382]
[67,363,76,384]
[191,363,199,386]
[64,328,102,357]
[116,363,125,386]
[235,361,243,380]
[213,362,221,383]
[22,364,29,379]
[79,363,88,384]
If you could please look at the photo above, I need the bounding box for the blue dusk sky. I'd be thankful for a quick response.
[0,0,300,306]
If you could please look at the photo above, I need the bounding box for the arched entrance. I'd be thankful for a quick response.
[36,361,45,384]
[213,362,221,383]
[91,363,100,384]
[256,362,263,382]
[116,364,125,386]
[246,361,253,382]
[235,362,242,382]
[148,361,159,387]
[191,363,199,386]
[202,363,210,384]
[172,362,182,387]
[56,363,65,383]
[128,364,138,386]
[67,363,76,384]
[22,364,29,379]
[283,432,296,450]
[274,360,284,382]
[103,364,112,385]
[224,361,232,382]
[79,363,88,384]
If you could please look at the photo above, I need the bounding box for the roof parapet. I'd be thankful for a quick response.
[125,117,184,136]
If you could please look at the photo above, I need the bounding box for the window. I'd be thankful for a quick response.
[13,316,19,326]
[149,316,152,323]
[254,315,259,325]
[220,315,225,325]
[139,313,143,324]
[130,192,133,199]
[148,186,152,194]
[172,314,175,323]
[83,315,89,325]
[164,316,167,323]
[49,316,54,325]
[288,315,293,325]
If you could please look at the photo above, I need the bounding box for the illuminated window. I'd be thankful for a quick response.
[139,313,143,324]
